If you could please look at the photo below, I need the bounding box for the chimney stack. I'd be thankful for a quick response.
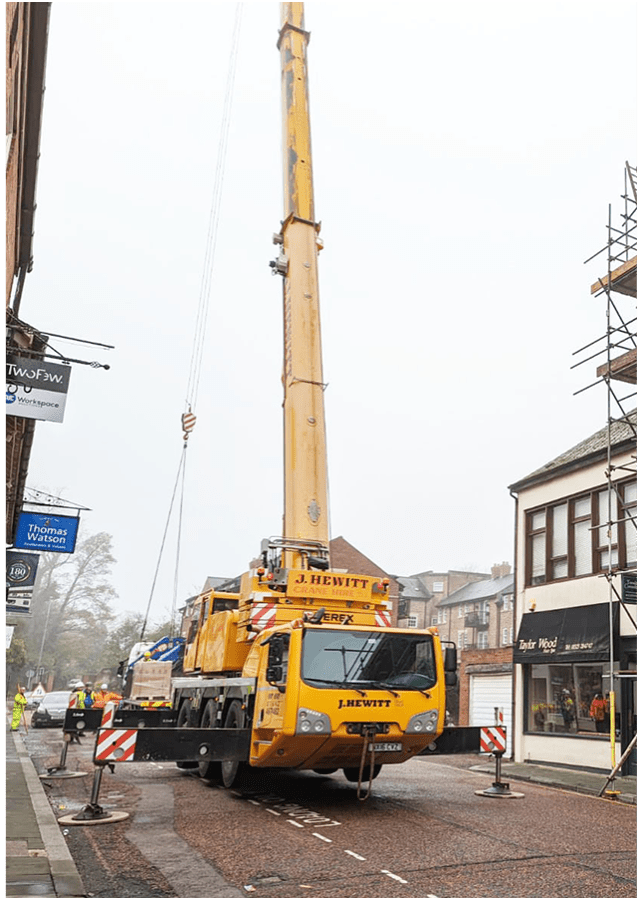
[491,561,511,579]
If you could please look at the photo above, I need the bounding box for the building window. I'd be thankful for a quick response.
[458,606,464,618]
[502,594,514,611]
[407,616,418,628]
[431,616,438,626]
[477,631,489,649]
[525,479,637,585]
[457,630,465,649]
[437,608,447,625]
[502,627,510,646]
[433,581,444,593]
[526,662,619,735]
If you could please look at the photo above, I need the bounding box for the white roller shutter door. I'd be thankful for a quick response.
[469,673,513,756]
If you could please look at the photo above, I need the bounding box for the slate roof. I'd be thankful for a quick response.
[438,573,514,608]
[397,576,432,601]
[509,411,636,492]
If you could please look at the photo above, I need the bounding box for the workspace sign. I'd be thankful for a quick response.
[6,354,71,423]
[14,513,79,554]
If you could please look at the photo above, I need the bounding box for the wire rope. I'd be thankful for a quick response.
[140,6,242,638]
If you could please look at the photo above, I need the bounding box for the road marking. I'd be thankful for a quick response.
[247,799,260,805]
[381,870,408,884]
[266,808,281,816]
[313,833,333,843]
[288,820,304,828]
[345,850,365,861]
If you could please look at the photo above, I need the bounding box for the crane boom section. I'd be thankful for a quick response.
[278,3,329,567]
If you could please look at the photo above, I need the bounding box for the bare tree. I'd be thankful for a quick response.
[26,531,118,688]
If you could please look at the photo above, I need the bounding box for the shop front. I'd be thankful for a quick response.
[514,603,626,771]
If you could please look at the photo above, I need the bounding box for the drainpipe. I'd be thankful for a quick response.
[510,488,519,761]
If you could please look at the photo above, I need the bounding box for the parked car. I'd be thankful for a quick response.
[31,691,72,728]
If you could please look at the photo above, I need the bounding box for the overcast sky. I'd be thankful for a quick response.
[20,1,637,622]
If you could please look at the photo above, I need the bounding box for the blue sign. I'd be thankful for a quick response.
[14,513,79,554]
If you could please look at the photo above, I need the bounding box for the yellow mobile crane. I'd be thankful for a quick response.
[67,5,459,804]
[168,3,458,794]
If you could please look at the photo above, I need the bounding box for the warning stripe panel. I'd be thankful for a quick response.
[480,726,507,754]
[250,603,277,631]
[95,729,138,762]
[375,611,391,627]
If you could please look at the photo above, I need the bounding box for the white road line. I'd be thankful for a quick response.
[288,820,304,828]
[381,870,408,884]
[313,833,333,843]
[345,850,365,861]
[266,808,281,816]
[247,799,260,805]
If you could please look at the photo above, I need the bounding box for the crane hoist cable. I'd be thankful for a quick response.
[140,5,243,641]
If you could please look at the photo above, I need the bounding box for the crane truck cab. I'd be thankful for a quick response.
[172,551,457,786]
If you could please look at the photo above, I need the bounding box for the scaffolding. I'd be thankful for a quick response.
[573,161,637,779]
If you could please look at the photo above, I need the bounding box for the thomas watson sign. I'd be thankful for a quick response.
[14,513,79,554]
[6,354,71,423]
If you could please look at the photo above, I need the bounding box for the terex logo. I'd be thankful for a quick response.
[323,613,354,625]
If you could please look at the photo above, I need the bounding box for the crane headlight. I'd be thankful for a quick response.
[406,710,439,734]
[296,708,331,735]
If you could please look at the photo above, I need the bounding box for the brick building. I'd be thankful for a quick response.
[329,536,399,625]
[6,2,51,547]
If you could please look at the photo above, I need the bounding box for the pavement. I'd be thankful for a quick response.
[6,721,85,898]
[5,719,636,899]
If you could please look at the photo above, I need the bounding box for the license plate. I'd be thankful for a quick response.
[368,742,402,752]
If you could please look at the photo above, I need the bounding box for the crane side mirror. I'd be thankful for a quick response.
[443,646,457,672]
[266,633,289,690]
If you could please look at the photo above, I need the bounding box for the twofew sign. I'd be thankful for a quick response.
[6,551,40,588]
[6,353,71,423]
[14,512,79,554]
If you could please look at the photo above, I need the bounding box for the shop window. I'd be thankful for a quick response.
[526,662,620,735]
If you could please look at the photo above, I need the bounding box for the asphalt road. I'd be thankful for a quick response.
[26,726,636,899]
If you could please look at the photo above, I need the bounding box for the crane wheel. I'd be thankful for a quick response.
[197,700,222,782]
[176,701,198,770]
[220,700,247,789]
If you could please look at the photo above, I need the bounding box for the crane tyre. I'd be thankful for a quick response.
[220,700,247,789]
[176,700,198,769]
[197,699,222,782]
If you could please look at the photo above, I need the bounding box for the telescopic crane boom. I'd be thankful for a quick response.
[274,2,329,570]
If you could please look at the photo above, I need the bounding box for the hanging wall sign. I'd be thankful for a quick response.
[6,551,40,588]
[14,512,79,554]
[6,354,71,423]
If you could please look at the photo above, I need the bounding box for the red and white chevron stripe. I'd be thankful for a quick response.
[100,701,117,729]
[375,610,392,627]
[250,603,278,633]
[480,725,507,754]
[95,728,138,762]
